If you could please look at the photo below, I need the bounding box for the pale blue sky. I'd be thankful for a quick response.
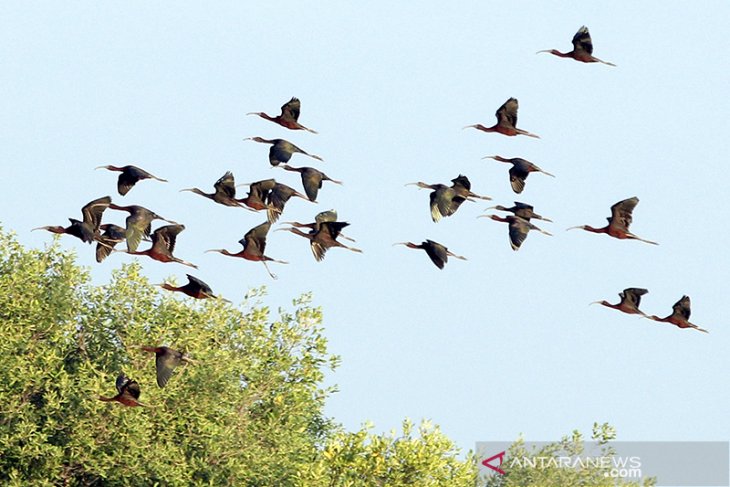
[2,1,729,457]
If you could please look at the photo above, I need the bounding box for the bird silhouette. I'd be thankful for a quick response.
[180,171,251,208]
[247,97,318,133]
[485,202,552,222]
[125,224,197,268]
[464,98,540,138]
[591,288,649,317]
[480,214,552,250]
[537,26,616,66]
[483,156,555,194]
[567,197,658,245]
[95,165,167,196]
[278,164,342,202]
[95,223,126,263]
[278,220,362,261]
[108,204,178,252]
[159,274,228,301]
[408,175,491,222]
[140,346,195,387]
[245,137,323,166]
[646,296,709,333]
[98,373,145,407]
[394,240,466,269]
[33,196,111,244]
[206,221,287,279]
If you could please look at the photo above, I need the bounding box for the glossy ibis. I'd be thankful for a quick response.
[95,223,126,263]
[408,175,491,222]
[125,224,197,268]
[108,203,178,252]
[206,221,287,279]
[33,196,111,244]
[95,165,167,196]
[180,171,251,208]
[159,274,228,301]
[567,197,658,245]
[538,26,616,66]
[464,98,540,138]
[281,209,356,242]
[486,202,553,222]
[245,137,323,166]
[278,164,342,202]
[140,346,195,387]
[98,373,145,407]
[483,156,555,194]
[480,214,552,250]
[278,220,362,261]
[247,97,318,133]
[591,288,649,317]
[646,296,709,333]
[394,240,466,269]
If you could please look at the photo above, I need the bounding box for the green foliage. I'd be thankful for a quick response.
[484,423,656,487]
[0,228,474,486]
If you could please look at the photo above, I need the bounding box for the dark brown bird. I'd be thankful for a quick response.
[159,274,228,301]
[108,204,178,252]
[537,26,616,66]
[180,171,251,209]
[464,98,540,138]
[235,178,276,212]
[408,175,491,222]
[278,221,362,261]
[483,156,555,194]
[125,224,197,268]
[485,202,553,222]
[278,164,342,202]
[567,197,658,245]
[591,288,649,317]
[33,196,111,244]
[265,181,311,223]
[480,214,552,251]
[394,240,466,269]
[96,223,126,263]
[646,296,709,333]
[245,137,323,166]
[98,373,145,407]
[206,221,287,279]
[140,346,195,387]
[95,165,168,196]
[247,97,318,133]
[281,209,356,242]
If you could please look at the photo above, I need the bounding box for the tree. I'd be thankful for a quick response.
[0,227,475,486]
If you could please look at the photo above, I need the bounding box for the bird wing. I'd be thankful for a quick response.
[301,169,323,201]
[81,196,111,231]
[572,26,594,55]
[320,221,349,240]
[241,222,271,254]
[431,187,462,221]
[315,210,337,224]
[451,175,471,191]
[95,225,125,263]
[185,274,213,295]
[280,97,301,122]
[122,378,142,400]
[115,373,130,394]
[117,166,150,196]
[152,224,184,254]
[424,240,448,269]
[267,184,297,222]
[623,288,648,308]
[508,166,528,194]
[214,171,237,199]
[507,218,530,250]
[672,295,691,320]
[269,140,294,165]
[608,197,639,232]
[155,348,183,388]
[495,98,519,128]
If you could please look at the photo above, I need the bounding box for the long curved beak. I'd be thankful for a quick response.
[94,165,110,170]
[565,226,583,231]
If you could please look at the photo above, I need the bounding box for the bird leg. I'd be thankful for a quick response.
[446,251,467,261]
[173,257,198,269]
[515,128,540,139]
[627,233,659,245]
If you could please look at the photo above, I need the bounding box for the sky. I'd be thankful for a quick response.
[1,0,729,462]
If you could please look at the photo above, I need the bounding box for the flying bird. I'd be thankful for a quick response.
[206,221,287,279]
[278,164,342,202]
[464,98,540,138]
[140,346,195,387]
[95,165,167,196]
[537,26,616,66]
[278,220,362,261]
[125,224,197,268]
[280,209,356,242]
[245,137,323,166]
[247,97,318,133]
[408,175,491,222]
[646,296,709,333]
[591,288,649,317]
[159,274,228,301]
[483,156,555,194]
[394,240,466,269]
[95,223,126,263]
[486,202,553,222]
[33,196,111,244]
[108,204,178,252]
[98,373,145,407]
[180,171,251,208]
[480,214,552,251]
[567,197,658,245]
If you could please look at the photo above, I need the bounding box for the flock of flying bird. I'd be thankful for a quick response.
[33,26,709,407]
